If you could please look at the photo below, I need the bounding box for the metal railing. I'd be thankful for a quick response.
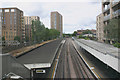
[104,14,110,21]
[112,9,120,17]
[112,0,120,5]
[103,4,110,12]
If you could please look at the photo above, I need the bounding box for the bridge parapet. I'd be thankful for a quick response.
[0,54,30,79]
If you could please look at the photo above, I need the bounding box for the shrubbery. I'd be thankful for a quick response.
[113,42,120,48]
[78,35,84,39]
[78,35,90,40]
[84,37,90,40]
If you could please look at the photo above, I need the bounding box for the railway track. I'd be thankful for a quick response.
[70,39,96,79]
[55,38,97,79]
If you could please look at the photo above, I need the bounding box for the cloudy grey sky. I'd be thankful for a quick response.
[0,0,102,33]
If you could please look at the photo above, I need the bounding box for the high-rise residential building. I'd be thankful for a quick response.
[77,29,96,35]
[96,13,104,42]
[102,0,120,26]
[0,7,24,42]
[24,16,40,41]
[51,11,63,37]
[96,0,120,42]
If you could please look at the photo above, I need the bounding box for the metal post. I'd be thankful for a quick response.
[31,69,34,80]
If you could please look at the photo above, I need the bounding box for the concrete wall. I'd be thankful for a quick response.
[96,13,104,42]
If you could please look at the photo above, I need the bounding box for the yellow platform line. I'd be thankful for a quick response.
[51,60,57,80]
[72,41,102,80]
[51,40,65,80]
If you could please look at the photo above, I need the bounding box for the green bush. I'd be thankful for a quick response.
[78,35,90,40]
[113,42,120,48]
[14,36,20,42]
[78,35,83,39]
[84,37,90,40]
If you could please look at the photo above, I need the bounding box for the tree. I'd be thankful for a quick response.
[31,20,60,43]
[2,36,5,41]
[25,36,29,42]
[82,30,92,35]
[63,34,72,38]
[72,31,77,36]
[49,29,60,39]
[14,36,20,42]
[44,28,50,40]
[104,19,120,42]
[31,20,46,43]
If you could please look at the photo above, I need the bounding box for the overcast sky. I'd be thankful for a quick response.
[0,0,102,33]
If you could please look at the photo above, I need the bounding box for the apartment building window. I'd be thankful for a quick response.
[14,13,16,25]
[0,16,1,22]
[3,12,5,16]
[10,26,12,30]
[9,35,10,39]
[4,31,5,35]
[27,17,28,24]
[54,13,57,29]
[5,9,9,12]
[10,12,12,25]
[4,19,6,24]
[11,9,15,12]
[10,32,13,35]
[59,15,61,32]
[14,26,16,30]
[0,9,2,13]
[14,32,16,36]
[29,18,31,23]
[6,32,8,38]
[6,35,8,38]
[1,18,3,24]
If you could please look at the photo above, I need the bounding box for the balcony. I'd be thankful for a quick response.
[112,0,120,5]
[104,14,110,21]
[112,9,120,17]
[103,4,110,12]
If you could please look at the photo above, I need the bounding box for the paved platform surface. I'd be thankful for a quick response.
[77,39,120,59]
[17,39,62,65]
[74,39,120,78]
[75,39,120,73]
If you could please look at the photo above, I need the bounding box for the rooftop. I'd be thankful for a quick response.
[0,7,23,12]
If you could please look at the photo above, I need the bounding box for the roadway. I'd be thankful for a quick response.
[55,38,96,79]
